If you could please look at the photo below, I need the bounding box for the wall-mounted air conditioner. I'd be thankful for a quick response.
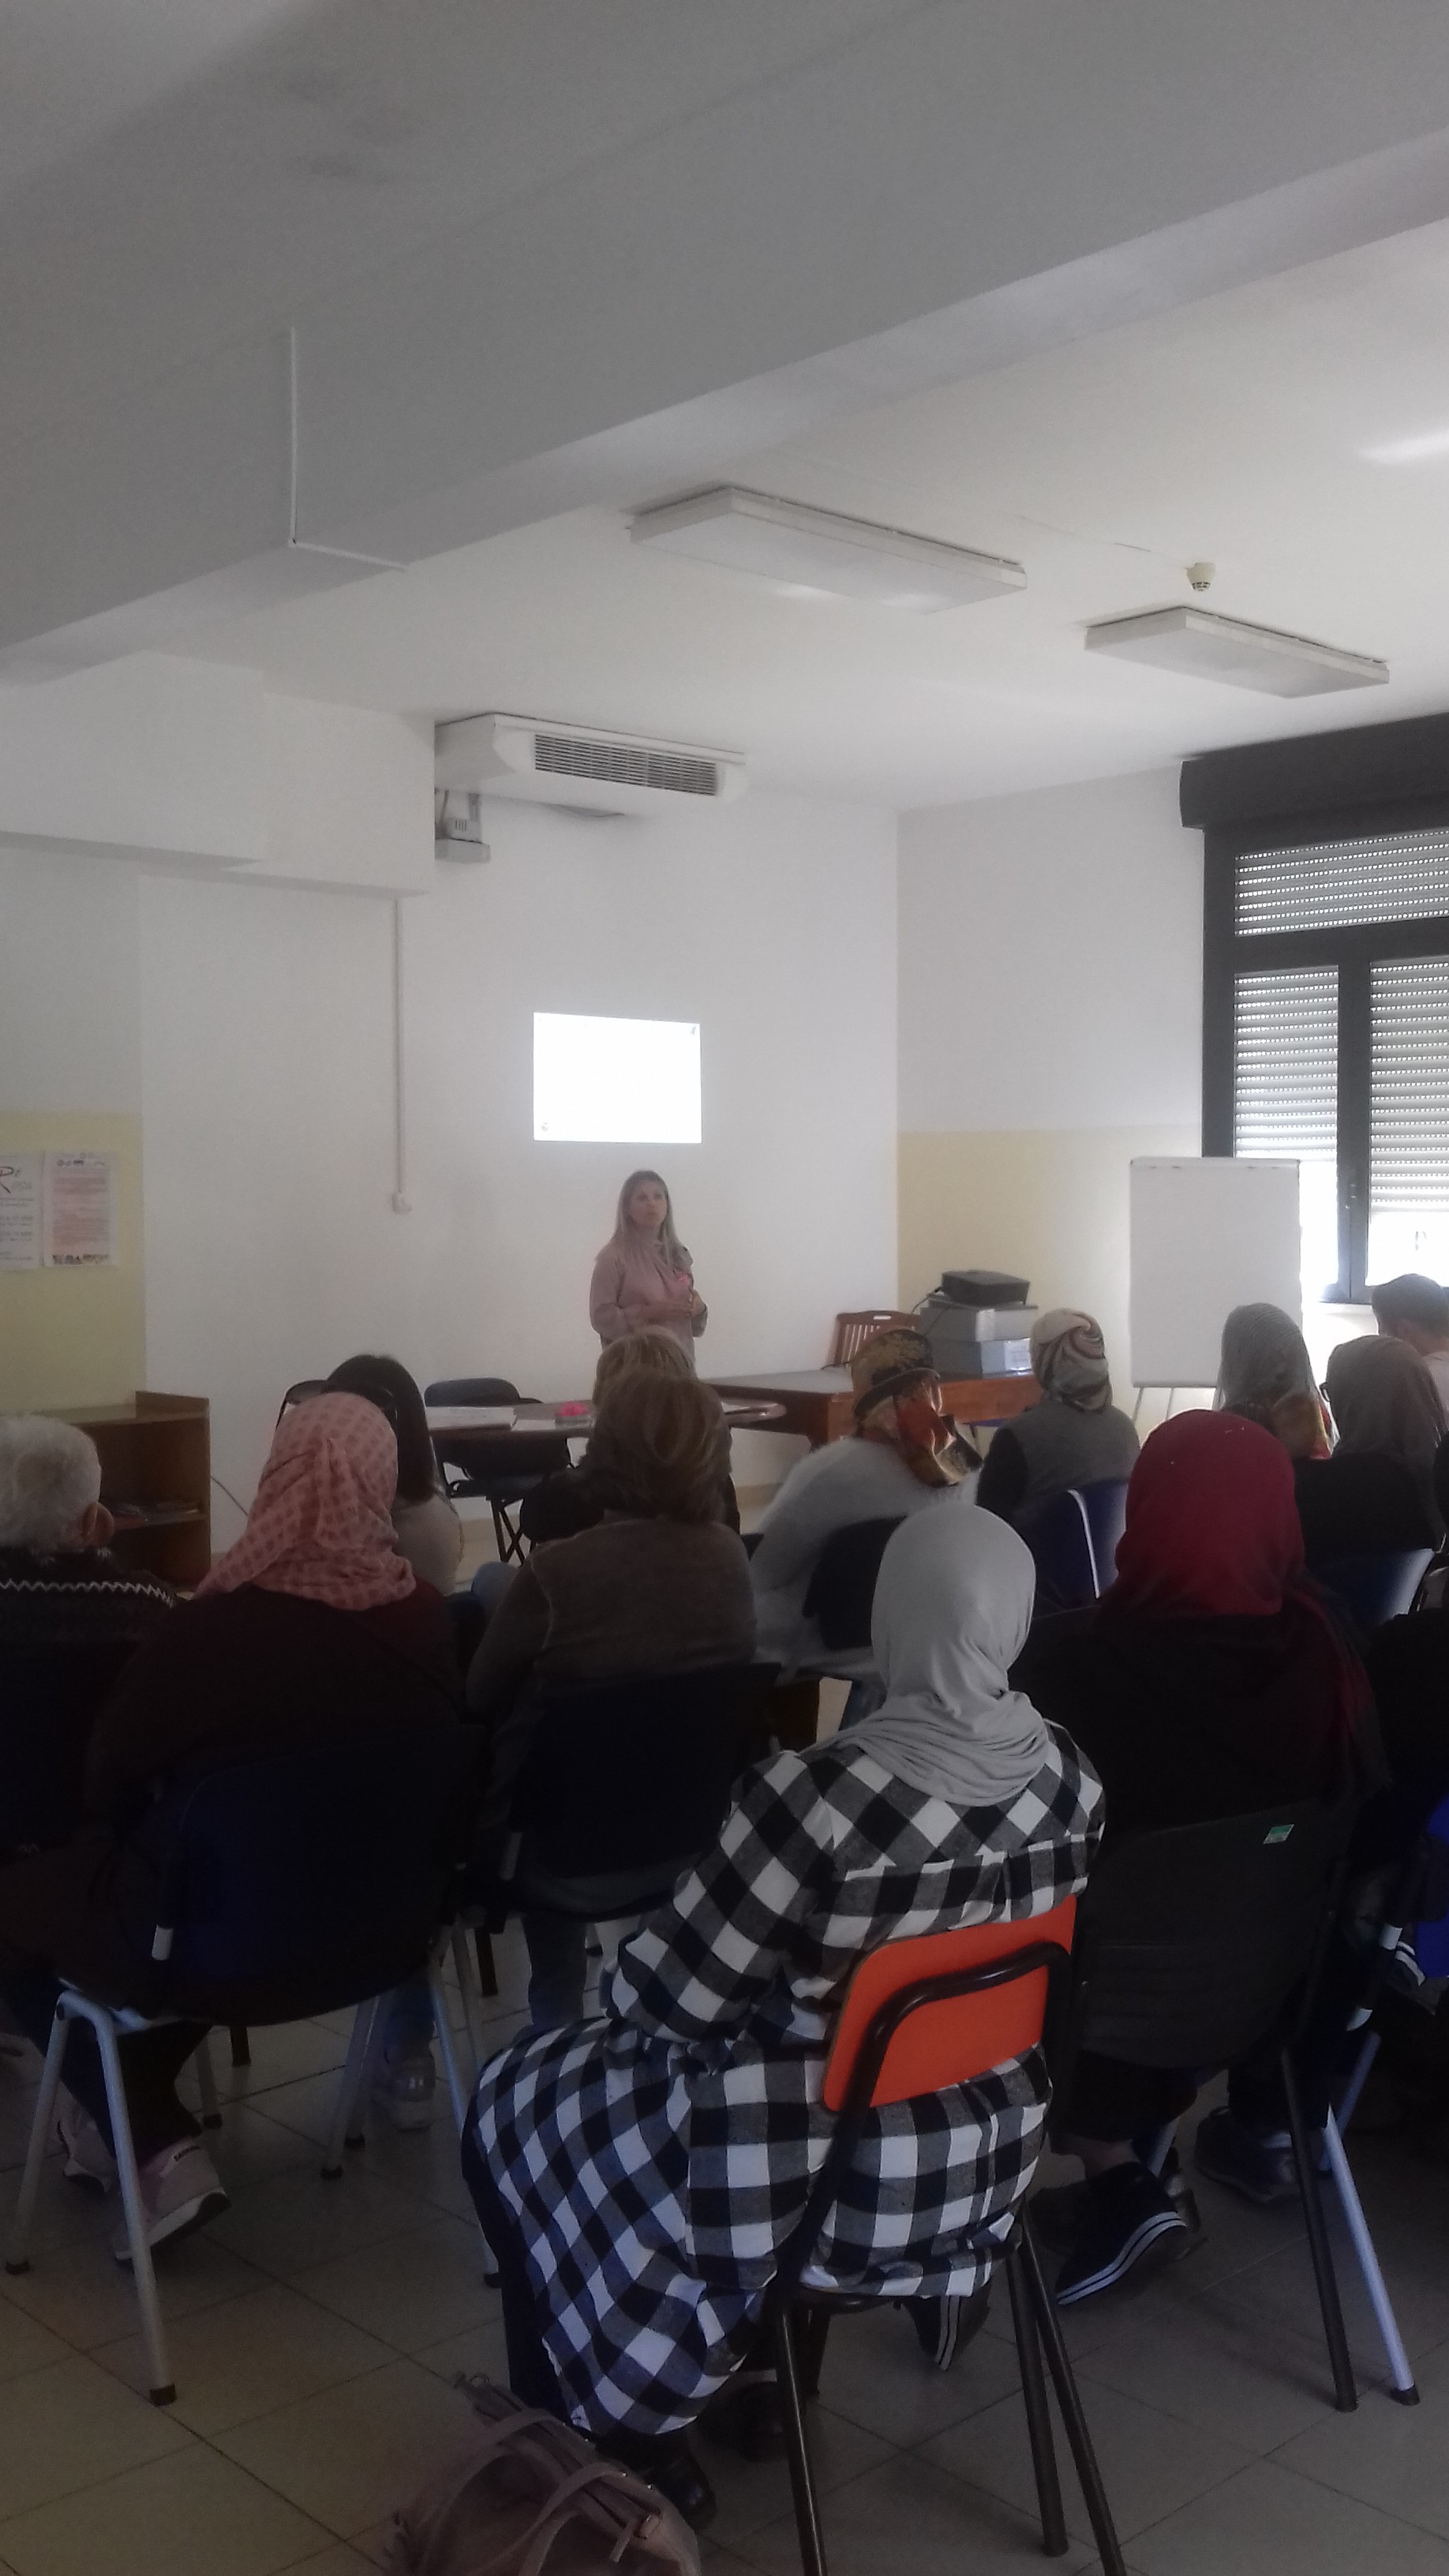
[433,713,747,816]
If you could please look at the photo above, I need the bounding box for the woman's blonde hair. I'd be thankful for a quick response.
[586,1370,728,1524]
[607,1169,689,1271]
[593,1330,695,1402]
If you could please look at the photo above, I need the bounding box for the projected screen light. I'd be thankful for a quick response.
[534,1013,702,1144]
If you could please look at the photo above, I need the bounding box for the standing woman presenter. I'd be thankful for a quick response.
[590,1170,706,1364]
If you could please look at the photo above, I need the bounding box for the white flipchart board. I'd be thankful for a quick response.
[1129,1157,1301,1390]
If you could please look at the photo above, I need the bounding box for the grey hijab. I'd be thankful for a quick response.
[1217,1303,1317,1421]
[851,1498,1050,1809]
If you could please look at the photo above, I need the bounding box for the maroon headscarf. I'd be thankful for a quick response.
[1102,1409,1368,1743]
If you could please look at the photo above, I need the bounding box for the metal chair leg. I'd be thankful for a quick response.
[91,2005,174,2404]
[449,1925,489,2067]
[5,2003,69,2275]
[773,2302,829,2576]
[1019,2221,1128,2576]
[1321,2110,1417,2404]
[228,2024,251,2069]
[193,2033,221,2129]
[1335,2031,1379,2140]
[1281,2048,1357,2412]
[800,2305,831,2401]
[473,1925,500,1999]
[322,1996,380,2178]
[1006,2243,1068,2555]
[429,1952,474,2134]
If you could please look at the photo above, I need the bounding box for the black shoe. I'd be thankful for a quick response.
[908,2285,992,2371]
[1194,2106,1299,2205]
[598,2428,717,2533]
[1054,2163,1192,2308]
[707,2376,787,2460]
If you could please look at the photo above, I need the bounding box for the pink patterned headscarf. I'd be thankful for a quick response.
[198,1393,414,1611]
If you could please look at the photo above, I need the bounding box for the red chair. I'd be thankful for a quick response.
[765,1900,1125,2576]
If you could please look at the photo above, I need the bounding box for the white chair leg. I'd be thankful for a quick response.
[4,2004,70,2275]
[1321,2110,1418,2405]
[90,2006,174,2405]
[193,2032,221,2130]
[322,1996,381,2179]
[1335,2031,1380,2141]
[427,1953,473,2136]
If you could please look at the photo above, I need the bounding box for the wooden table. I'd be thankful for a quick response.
[704,1368,1040,1449]
[426,1394,785,1453]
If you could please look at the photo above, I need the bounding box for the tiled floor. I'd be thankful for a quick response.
[4,1941,1449,2575]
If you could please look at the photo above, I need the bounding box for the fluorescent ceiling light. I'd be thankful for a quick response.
[631,486,1025,611]
[1363,426,1449,464]
[1084,606,1388,698]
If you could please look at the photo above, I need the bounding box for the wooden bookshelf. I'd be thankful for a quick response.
[45,1391,212,1589]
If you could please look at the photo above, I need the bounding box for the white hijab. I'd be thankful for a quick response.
[850,1497,1050,1809]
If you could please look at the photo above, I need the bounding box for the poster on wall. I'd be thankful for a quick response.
[43,1151,118,1267]
[0,1151,42,1269]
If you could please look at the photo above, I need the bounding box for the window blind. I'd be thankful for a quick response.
[1234,968,1338,1159]
[1236,827,1449,935]
[1371,957,1449,1215]
[1234,967,1340,1296]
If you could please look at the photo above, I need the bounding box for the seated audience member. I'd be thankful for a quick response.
[1363,1443,1449,1848]
[750,1327,976,1679]
[519,1330,739,1546]
[321,1355,468,2126]
[1020,1410,1377,2302]
[976,1308,1139,1526]
[1217,1302,1331,1453]
[1371,1271,1449,1413]
[467,1372,754,2031]
[0,1417,172,1856]
[1316,1333,1446,1549]
[324,1353,463,1593]
[0,1395,459,2253]
[464,1503,1102,2527]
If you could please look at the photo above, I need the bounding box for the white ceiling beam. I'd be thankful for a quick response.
[6,0,1449,672]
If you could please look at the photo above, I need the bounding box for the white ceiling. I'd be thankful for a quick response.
[178,215,1449,811]
[0,0,919,455]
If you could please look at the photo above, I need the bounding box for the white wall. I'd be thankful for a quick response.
[899,766,1202,1135]
[0,850,140,1111]
[897,767,1203,1396]
[139,789,897,1537]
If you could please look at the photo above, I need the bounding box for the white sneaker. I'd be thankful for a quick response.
[110,2138,230,2263]
[57,2092,118,2192]
[370,2046,437,2132]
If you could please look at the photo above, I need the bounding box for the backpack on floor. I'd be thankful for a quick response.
[383,2376,702,2576]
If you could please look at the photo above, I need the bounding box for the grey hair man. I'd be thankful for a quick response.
[0,1413,172,1845]
[0,1415,111,1554]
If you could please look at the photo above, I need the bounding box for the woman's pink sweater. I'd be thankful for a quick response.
[589,1239,705,1357]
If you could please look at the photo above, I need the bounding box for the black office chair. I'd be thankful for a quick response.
[425,1376,571,1563]
[5,1721,484,2403]
[1060,1799,1403,2411]
[801,1518,904,1657]
[488,1661,772,1927]
[1315,1548,1434,1633]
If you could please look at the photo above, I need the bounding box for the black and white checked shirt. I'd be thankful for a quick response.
[472,1728,1102,2437]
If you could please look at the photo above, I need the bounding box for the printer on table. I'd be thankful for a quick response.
[917,1268,1037,1377]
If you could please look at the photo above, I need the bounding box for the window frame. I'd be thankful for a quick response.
[1201,796,1449,1303]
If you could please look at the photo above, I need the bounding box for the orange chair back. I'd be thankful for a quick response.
[821,1899,1076,2113]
